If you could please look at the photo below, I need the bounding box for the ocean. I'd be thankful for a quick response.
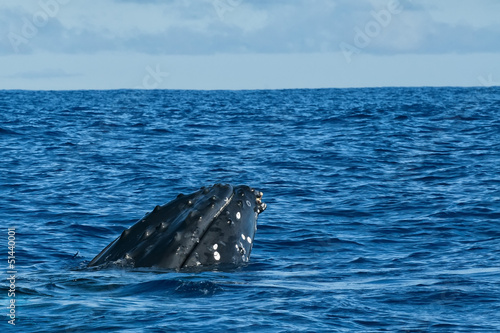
[1,87,499,332]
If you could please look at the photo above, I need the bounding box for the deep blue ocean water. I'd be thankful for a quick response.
[1,87,500,332]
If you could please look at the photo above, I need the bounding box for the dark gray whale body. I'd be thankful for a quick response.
[88,184,266,269]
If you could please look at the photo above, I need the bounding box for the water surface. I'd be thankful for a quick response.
[1,87,499,332]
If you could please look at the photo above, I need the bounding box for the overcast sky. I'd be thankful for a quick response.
[1,0,499,90]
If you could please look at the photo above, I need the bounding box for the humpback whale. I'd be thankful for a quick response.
[88,184,266,269]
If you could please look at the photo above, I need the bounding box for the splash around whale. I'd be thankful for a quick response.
[88,184,267,270]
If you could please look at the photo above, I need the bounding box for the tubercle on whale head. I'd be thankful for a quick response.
[251,188,267,214]
[209,183,266,214]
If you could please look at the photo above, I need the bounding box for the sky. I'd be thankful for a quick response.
[0,0,499,90]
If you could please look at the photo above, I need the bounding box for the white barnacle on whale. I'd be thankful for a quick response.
[238,242,246,255]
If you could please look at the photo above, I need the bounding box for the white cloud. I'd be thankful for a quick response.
[59,1,213,36]
[422,0,500,28]
[0,0,499,89]
[1,0,499,56]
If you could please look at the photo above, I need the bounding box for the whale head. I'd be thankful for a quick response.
[88,184,266,270]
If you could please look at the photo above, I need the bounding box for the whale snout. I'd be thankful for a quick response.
[88,184,266,270]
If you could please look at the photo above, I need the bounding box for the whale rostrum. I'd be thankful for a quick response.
[88,184,266,269]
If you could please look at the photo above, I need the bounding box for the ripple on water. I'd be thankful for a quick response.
[2,87,500,332]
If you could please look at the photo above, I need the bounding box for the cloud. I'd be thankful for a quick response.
[3,68,79,79]
[1,0,499,56]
